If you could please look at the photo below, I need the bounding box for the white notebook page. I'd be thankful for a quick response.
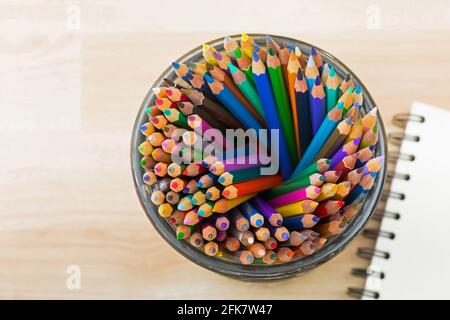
[363,102,450,299]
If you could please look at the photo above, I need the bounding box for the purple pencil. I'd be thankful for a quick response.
[268,185,321,208]
[209,156,262,176]
[251,196,283,227]
[310,76,326,135]
[329,136,362,169]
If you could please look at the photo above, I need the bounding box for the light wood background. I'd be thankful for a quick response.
[1,0,450,299]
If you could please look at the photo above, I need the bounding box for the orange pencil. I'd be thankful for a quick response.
[221,175,283,199]
[286,51,301,155]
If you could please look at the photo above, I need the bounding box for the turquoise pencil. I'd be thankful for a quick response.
[252,51,293,179]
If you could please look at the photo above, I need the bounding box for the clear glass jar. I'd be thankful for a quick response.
[130,34,387,280]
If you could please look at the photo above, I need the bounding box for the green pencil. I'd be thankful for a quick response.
[227,62,265,118]
[265,173,326,198]
[290,159,331,181]
[234,48,254,83]
[163,108,189,128]
[266,48,297,165]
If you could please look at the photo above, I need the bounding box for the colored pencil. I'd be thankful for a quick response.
[198,201,214,217]
[263,237,278,250]
[305,54,319,91]
[254,250,277,264]
[201,222,218,241]
[295,70,313,154]
[222,175,283,199]
[218,166,264,186]
[268,225,290,242]
[230,227,255,246]
[252,52,293,179]
[315,183,338,202]
[362,107,378,133]
[239,201,265,227]
[177,195,194,211]
[212,193,257,213]
[205,74,263,130]
[274,199,318,217]
[184,208,201,225]
[223,35,239,58]
[205,186,221,201]
[254,227,271,242]
[329,136,362,169]
[292,102,344,176]
[204,241,219,256]
[285,231,308,246]
[325,67,340,112]
[310,47,324,74]
[150,190,165,206]
[324,170,341,183]
[314,117,352,161]
[310,76,326,135]
[247,243,266,258]
[346,172,377,203]
[278,42,290,90]
[142,171,157,186]
[315,200,345,218]
[234,47,254,82]
[332,181,352,200]
[140,155,156,169]
[227,62,265,118]
[292,159,331,180]
[266,173,325,198]
[267,48,297,164]
[282,214,320,230]
[225,236,241,252]
[333,153,358,178]
[314,220,346,238]
[176,224,195,240]
[196,173,217,189]
[208,64,265,125]
[166,191,180,205]
[235,250,255,265]
[251,196,283,227]
[268,184,321,208]
[277,247,294,262]
[339,74,354,96]
[286,51,301,155]
[189,232,204,248]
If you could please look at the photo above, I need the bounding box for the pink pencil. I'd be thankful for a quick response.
[187,114,231,148]
[268,185,321,207]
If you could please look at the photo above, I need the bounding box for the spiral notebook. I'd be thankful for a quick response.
[350,102,450,299]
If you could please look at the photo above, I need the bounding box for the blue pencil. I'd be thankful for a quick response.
[346,172,378,203]
[252,51,293,180]
[204,74,263,130]
[291,102,345,178]
[310,76,326,135]
[282,214,320,230]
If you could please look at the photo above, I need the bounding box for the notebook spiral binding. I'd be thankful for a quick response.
[347,112,425,299]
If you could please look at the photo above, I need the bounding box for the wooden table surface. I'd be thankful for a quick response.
[1,0,450,299]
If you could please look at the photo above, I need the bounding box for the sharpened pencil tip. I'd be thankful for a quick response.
[172,62,180,69]
[355,84,362,93]
[204,74,214,83]
[296,71,304,81]
[307,54,315,66]
[314,76,321,86]
[329,66,336,77]
[344,73,351,81]
[252,50,260,62]
[311,46,317,56]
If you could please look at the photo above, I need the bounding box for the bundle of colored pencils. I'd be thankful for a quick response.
[137,34,383,265]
